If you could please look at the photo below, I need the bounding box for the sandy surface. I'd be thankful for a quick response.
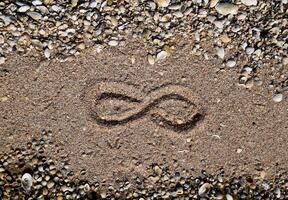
[0,38,287,183]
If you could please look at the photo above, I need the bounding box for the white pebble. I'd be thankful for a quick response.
[147,54,155,65]
[108,40,119,46]
[226,194,234,200]
[0,56,6,65]
[32,0,43,6]
[272,93,283,103]
[18,6,30,13]
[226,60,236,67]
[44,48,51,58]
[156,51,168,60]
[217,47,225,59]
[245,47,255,55]
[241,0,258,6]
[215,3,238,15]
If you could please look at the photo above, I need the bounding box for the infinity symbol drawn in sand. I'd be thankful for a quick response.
[83,82,205,131]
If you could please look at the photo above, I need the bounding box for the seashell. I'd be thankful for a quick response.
[198,183,211,197]
[21,173,33,192]
[84,183,90,192]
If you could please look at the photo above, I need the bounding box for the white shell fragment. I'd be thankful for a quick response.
[198,183,211,197]
[21,173,33,192]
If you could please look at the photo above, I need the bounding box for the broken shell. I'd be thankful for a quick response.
[198,183,211,197]
[21,173,33,192]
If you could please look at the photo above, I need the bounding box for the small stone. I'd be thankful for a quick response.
[44,0,54,4]
[226,60,236,68]
[44,48,51,58]
[217,47,225,59]
[156,51,168,61]
[215,3,238,15]
[241,0,258,6]
[272,93,283,103]
[0,96,8,102]
[47,181,55,188]
[0,15,12,26]
[220,35,231,44]
[147,55,155,65]
[51,5,62,12]
[76,43,85,50]
[27,12,42,21]
[246,47,255,55]
[282,57,288,66]
[236,148,243,153]
[89,0,97,8]
[226,194,234,200]
[32,0,43,6]
[18,6,30,13]
[210,0,219,8]
[155,0,170,7]
[0,35,4,44]
[0,56,5,65]
[108,40,118,46]
[71,0,78,7]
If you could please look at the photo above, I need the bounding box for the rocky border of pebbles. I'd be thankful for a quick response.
[0,130,287,199]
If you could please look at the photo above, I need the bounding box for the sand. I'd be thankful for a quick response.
[0,38,287,184]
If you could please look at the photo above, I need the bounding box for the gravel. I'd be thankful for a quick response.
[0,131,287,199]
[0,1,287,99]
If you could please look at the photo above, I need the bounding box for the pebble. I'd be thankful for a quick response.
[220,35,231,44]
[245,47,255,55]
[71,0,78,7]
[108,40,119,46]
[156,51,168,61]
[27,12,42,21]
[18,6,30,13]
[148,54,155,65]
[272,93,283,103]
[210,0,219,8]
[155,0,170,8]
[226,194,234,200]
[32,0,43,6]
[226,60,236,68]
[217,47,225,59]
[44,48,51,58]
[0,56,5,65]
[241,0,258,6]
[215,3,238,15]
